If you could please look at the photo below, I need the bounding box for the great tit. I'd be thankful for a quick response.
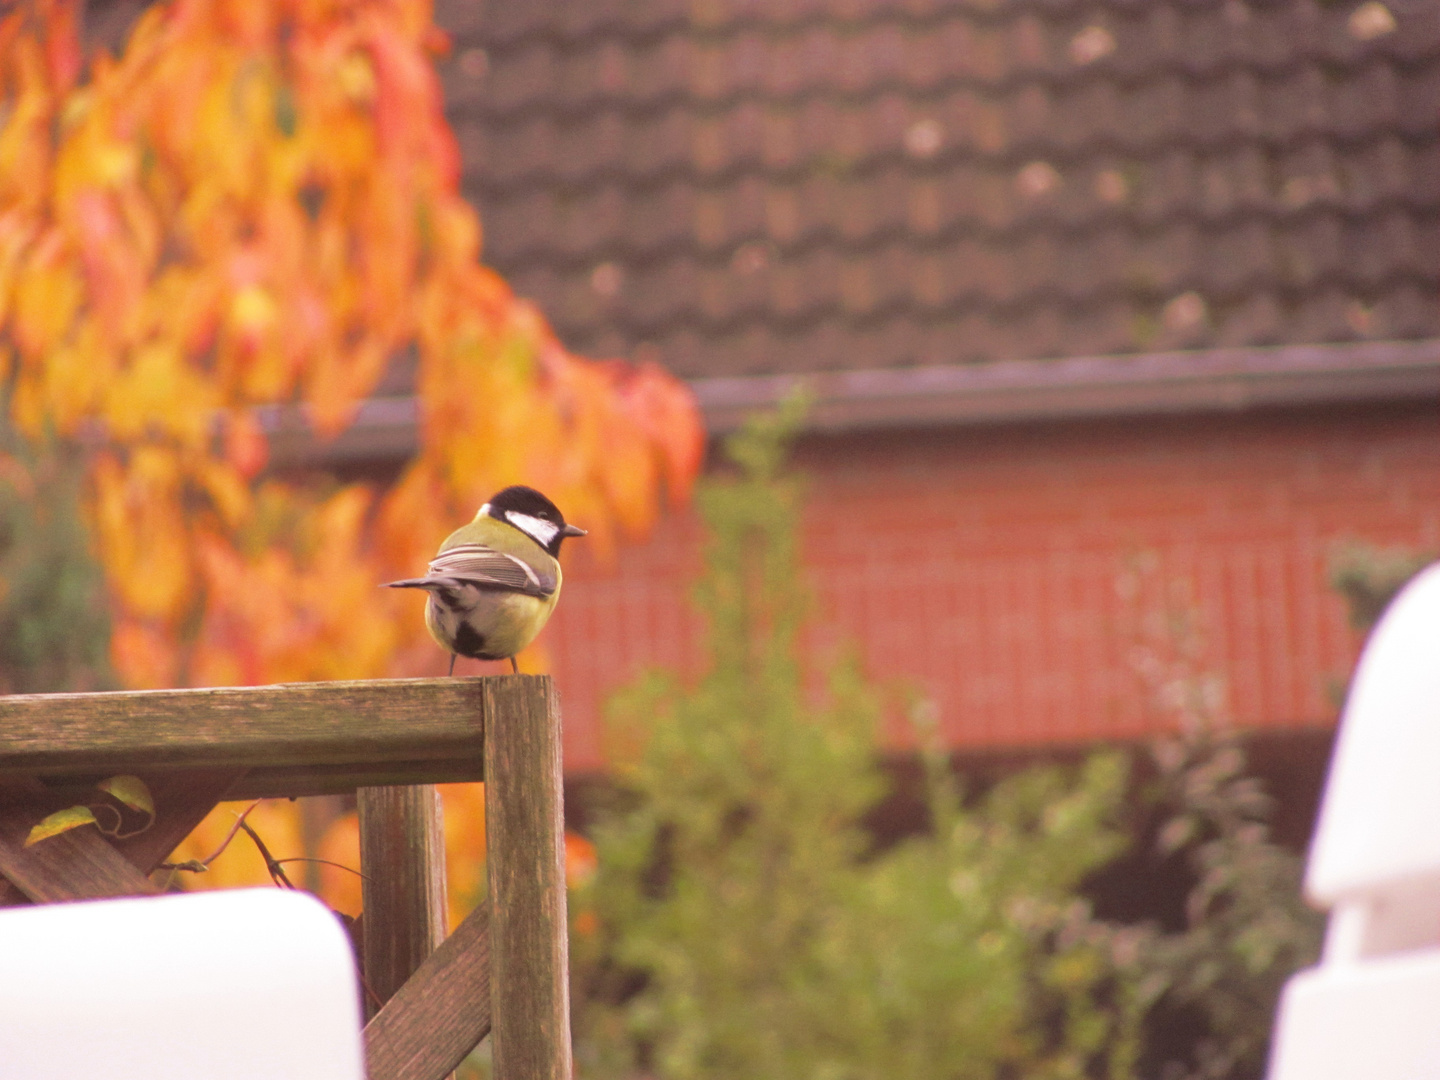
[386,485,586,674]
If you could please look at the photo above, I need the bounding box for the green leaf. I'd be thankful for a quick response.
[24,805,98,847]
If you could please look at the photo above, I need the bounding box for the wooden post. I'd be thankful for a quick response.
[364,904,493,1080]
[358,785,448,1010]
[484,675,572,1080]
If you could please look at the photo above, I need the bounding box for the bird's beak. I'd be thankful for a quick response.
[561,524,588,538]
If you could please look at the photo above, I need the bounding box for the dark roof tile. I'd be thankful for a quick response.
[1119,76,1189,152]
[1341,211,1421,287]
[1216,291,1287,347]
[1126,222,1199,296]
[478,189,554,262]
[1007,12,1056,77]
[1013,231,1062,297]
[1131,150,1196,224]
[1111,3,1185,81]
[1384,6,1440,64]
[1276,213,1346,290]
[1277,141,1345,215]
[1373,279,1440,339]
[630,35,691,103]
[902,24,948,92]
[1081,297,1147,356]
[442,0,1440,378]
[1410,142,1440,208]
[1397,66,1440,140]
[624,258,687,327]
[1292,285,1364,343]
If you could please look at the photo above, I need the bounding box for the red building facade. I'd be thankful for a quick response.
[548,399,1437,772]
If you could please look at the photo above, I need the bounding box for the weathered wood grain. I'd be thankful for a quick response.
[484,675,573,1080]
[0,678,498,778]
[364,902,492,1080]
[227,757,485,799]
[359,785,449,1011]
[0,780,160,902]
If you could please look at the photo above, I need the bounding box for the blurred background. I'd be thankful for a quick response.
[3,0,1438,1076]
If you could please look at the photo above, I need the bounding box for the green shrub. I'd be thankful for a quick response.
[1329,541,1432,633]
[0,423,112,693]
[574,402,1144,1080]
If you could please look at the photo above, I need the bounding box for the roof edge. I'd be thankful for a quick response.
[693,339,1440,434]
[265,339,1440,467]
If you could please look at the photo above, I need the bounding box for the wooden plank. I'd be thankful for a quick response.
[227,757,485,800]
[364,903,492,1080]
[484,675,573,1080]
[0,781,160,902]
[359,785,448,1010]
[0,677,497,778]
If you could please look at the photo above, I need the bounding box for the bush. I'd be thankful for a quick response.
[574,402,1145,1080]
[0,422,112,693]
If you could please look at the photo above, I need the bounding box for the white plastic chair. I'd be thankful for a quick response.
[0,887,364,1080]
[1269,562,1440,1079]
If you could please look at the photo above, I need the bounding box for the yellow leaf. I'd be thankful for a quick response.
[96,774,154,817]
[231,283,278,335]
[24,805,98,847]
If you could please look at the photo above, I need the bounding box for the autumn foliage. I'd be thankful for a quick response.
[0,0,702,911]
[0,0,703,690]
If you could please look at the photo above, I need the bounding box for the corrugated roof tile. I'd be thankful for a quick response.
[1383,6,1440,64]
[1053,78,1123,153]
[1126,222,1199,296]
[1410,141,1440,208]
[1277,213,1344,290]
[480,189,556,262]
[1342,210,1422,287]
[1119,76,1188,151]
[630,34,690,103]
[1397,66,1440,139]
[1132,150,1196,224]
[442,0,1440,380]
[485,118,562,187]
[1373,280,1440,339]
[1216,291,1287,347]
[901,25,946,92]
[1118,3,1186,80]
[1206,220,1277,296]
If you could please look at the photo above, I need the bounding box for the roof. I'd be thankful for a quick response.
[262,338,1440,467]
[434,0,1440,382]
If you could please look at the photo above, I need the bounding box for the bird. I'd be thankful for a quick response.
[385,485,586,675]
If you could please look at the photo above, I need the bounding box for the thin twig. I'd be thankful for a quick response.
[359,970,385,1015]
[240,819,296,889]
[274,857,373,884]
[158,799,265,873]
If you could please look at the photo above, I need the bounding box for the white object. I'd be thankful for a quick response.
[1269,562,1440,1079]
[0,887,364,1080]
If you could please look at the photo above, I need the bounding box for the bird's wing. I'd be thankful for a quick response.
[425,543,557,598]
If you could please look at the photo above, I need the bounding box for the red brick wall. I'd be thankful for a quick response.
[542,404,1439,773]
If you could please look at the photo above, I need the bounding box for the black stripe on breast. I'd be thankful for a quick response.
[453,623,487,659]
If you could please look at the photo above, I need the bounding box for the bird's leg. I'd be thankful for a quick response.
[448,653,457,676]
[509,656,518,674]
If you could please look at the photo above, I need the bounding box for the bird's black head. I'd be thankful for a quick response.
[483,485,587,556]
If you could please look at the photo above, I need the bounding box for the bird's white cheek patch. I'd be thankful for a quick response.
[506,511,560,548]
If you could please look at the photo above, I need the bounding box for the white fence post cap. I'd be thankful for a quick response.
[1307,562,1440,906]
[0,887,364,1080]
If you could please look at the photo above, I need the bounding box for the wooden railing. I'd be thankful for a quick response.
[0,675,570,1080]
